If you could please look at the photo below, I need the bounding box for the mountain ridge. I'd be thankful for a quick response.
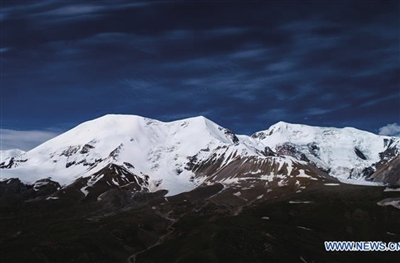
[1,114,399,198]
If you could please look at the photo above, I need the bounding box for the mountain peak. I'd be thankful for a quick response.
[269,121,296,131]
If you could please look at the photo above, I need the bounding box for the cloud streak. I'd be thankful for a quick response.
[42,5,104,16]
[0,129,59,151]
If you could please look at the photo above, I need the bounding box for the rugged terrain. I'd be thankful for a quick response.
[1,176,399,263]
[0,114,399,262]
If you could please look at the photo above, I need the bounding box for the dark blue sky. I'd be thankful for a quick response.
[1,1,399,150]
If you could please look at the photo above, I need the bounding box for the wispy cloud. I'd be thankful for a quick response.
[361,94,399,107]
[266,61,294,72]
[378,123,400,137]
[304,104,349,116]
[0,47,11,53]
[230,49,268,60]
[0,1,53,20]
[0,129,59,151]
[33,2,150,17]
[43,5,103,16]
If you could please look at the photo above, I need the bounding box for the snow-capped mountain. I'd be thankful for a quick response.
[0,115,256,196]
[251,121,399,183]
[0,115,399,199]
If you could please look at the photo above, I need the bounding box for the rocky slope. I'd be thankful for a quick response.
[370,155,400,186]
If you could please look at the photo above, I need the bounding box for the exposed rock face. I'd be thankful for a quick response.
[377,140,399,167]
[370,155,400,186]
[261,146,277,157]
[354,147,367,160]
[0,178,60,204]
[54,163,150,202]
[222,128,240,144]
[275,143,310,162]
[0,157,28,169]
[0,178,28,198]
[31,179,61,197]
[79,143,94,154]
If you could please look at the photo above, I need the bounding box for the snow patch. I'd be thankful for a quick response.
[33,180,50,191]
[297,226,312,231]
[80,186,89,196]
[289,200,312,204]
[296,169,312,178]
[338,177,383,186]
[377,198,400,209]
[384,187,400,192]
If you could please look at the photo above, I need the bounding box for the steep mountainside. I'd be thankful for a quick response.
[370,155,400,186]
